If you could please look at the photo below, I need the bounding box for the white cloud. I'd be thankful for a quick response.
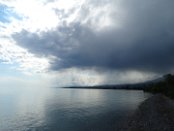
[0,38,50,73]
[0,0,57,73]
[78,2,116,31]
[1,0,59,32]
[0,0,117,74]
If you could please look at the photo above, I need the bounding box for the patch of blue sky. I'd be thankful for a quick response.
[0,4,22,23]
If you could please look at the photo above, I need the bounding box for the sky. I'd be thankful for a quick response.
[0,0,174,87]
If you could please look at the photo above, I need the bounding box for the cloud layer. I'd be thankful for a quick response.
[12,0,174,74]
[1,0,174,86]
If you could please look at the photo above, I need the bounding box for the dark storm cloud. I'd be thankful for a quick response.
[12,0,174,73]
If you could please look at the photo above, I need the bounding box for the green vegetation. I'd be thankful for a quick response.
[144,74,174,99]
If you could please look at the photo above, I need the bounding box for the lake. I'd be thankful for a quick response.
[0,87,150,131]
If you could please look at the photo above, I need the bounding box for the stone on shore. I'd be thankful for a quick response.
[123,94,174,131]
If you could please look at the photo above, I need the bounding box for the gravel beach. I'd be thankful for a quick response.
[122,94,174,131]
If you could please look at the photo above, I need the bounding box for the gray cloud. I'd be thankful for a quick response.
[12,0,174,74]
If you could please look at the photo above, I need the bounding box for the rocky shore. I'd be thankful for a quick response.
[122,94,174,131]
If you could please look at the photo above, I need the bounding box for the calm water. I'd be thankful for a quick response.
[0,87,150,131]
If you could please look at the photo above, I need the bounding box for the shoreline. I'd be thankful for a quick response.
[121,94,174,131]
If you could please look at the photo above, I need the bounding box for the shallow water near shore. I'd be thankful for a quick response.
[0,87,151,131]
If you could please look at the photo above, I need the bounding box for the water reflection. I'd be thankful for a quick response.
[0,86,51,131]
[0,87,150,131]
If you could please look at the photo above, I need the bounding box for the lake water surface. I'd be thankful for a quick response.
[0,87,150,131]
